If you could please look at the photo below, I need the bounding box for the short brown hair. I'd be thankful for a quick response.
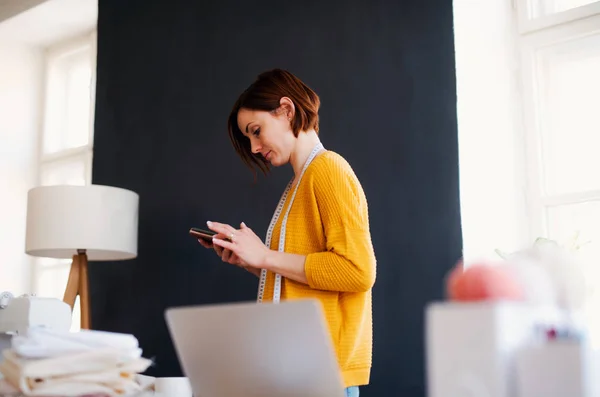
[227,69,320,175]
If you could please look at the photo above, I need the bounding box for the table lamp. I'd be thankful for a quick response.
[24,185,139,329]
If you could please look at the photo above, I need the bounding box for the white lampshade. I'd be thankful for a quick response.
[25,185,139,261]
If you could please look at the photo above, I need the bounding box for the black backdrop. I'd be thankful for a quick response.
[91,0,462,395]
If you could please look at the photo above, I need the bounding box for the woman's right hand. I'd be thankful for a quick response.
[198,238,229,261]
[198,237,260,277]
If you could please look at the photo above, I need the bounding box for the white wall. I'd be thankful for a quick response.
[0,41,43,295]
[453,0,530,262]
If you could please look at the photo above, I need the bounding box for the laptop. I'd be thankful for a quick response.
[164,299,346,397]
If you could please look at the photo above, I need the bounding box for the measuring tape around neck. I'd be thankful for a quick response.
[256,142,325,303]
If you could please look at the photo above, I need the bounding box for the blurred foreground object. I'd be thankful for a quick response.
[426,237,595,397]
[0,327,151,396]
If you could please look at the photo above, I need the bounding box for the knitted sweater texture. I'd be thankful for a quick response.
[263,150,376,387]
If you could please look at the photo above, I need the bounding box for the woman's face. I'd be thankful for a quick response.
[237,104,296,167]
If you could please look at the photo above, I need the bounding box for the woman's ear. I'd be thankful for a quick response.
[279,97,295,121]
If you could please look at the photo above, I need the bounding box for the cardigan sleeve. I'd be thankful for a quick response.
[303,155,377,292]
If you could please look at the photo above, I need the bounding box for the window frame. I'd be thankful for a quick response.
[516,0,600,33]
[38,32,96,186]
[517,2,600,242]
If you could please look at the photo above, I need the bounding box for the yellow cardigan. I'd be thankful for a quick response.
[262,150,377,388]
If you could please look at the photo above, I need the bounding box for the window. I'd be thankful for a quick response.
[34,32,97,332]
[518,0,600,32]
[529,0,599,18]
[516,0,600,344]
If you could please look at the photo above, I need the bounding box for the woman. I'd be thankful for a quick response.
[199,69,376,397]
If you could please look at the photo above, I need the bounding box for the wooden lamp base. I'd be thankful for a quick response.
[62,249,91,329]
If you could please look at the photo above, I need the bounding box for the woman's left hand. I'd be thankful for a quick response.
[207,221,270,269]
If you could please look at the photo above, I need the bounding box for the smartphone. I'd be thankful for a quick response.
[189,227,231,242]
[189,227,216,241]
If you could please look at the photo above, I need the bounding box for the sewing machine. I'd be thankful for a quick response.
[0,292,72,358]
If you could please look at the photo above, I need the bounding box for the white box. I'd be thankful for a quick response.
[515,340,599,397]
[425,301,557,397]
